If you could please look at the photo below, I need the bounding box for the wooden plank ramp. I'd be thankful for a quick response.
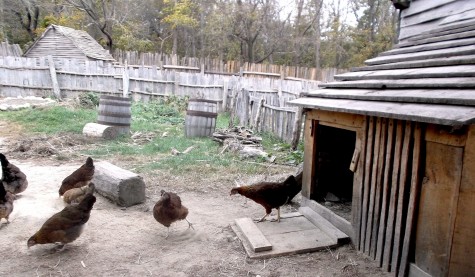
[299,206,349,244]
[234,218,272,252]
[232,212,338,259]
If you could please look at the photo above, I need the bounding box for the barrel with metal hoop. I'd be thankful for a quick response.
[185,98,218,137]
[97,95,132,135]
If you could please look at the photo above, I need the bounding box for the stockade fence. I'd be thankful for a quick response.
[113,49,344,82]
[0,56,319,143]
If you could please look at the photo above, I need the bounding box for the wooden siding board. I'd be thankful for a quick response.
[320,78,475,89]
[289,97,475,126]
[334,65,475,81]
[364,118,382,255]
[400,0,457,18]
[352,54,475,72]
[378,37,475,57]
[360,117,375,251]
[415,142,464,277]
[305,88,475,106]
[365,45,475,66]
[382,120,404,271]
[376,119,395,266]
[396,27,475,49]
[398,123,423,277]
[390,121,413,273]
[378,35,475,57]
[449,125,475,276]
[401,1,475,28]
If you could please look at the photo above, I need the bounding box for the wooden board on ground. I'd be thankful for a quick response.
[234,218,272,252]
[232,212,338,259]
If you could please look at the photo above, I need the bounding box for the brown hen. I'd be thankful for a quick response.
[27,194,96,251]
[59,157,94,196]
[230,174,301,222]
[63,182,95,205]
[153,190,193,238]
[0,153,28,195]
[0,178,14,223]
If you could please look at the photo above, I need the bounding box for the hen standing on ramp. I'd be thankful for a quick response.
[59,157,94,196]
[230,174,302,222]
[0,153,28,195]
[153,190,194,238]
[27,194,96,251]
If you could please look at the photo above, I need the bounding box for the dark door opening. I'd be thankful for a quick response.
[312,124,356,221]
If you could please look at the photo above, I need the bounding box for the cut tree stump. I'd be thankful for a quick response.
[92,161,146,207]
[83,122,119,139]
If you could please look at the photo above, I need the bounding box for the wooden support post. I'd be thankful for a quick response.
[122,60,129,97]
[47,55,61,100]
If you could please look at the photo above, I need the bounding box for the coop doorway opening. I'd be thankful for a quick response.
[312,124,356,222]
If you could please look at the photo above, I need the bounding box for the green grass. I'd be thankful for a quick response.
[0,98,302,174]
[0,105,97,134]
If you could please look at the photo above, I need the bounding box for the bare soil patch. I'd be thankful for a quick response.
[0,119,390,277]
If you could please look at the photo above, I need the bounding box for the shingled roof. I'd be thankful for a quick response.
[24,24,115,61]
[290,5,475,127]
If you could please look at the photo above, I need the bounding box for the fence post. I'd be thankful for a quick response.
[222,80,228,111]
[122,60,129,97]
[47,55,61,101]
[291,96,304,150]
[253,98,265,132]
[174,71,180,96]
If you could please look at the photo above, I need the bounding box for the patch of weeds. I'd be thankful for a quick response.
[259,132,304,165]
[77,92,100,108]
[132,98,186,129]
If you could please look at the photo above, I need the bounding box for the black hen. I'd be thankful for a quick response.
[0,153,28,195]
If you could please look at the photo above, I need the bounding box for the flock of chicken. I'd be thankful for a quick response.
[0,153,302,252]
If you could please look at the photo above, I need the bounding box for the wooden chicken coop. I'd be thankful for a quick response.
[289,0,475,276]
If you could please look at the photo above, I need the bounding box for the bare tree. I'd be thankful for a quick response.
[65,0,115,50]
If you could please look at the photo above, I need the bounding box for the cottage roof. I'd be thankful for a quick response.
[290,6,475,126]
[24,25,115,61]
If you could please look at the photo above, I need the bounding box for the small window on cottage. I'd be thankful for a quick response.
[312,125,356,222]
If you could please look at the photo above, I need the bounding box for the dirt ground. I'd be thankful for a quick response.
[0,118,391,277]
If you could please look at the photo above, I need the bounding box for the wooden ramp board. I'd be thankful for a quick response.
[234,218,272,252]
[299,207,350,244]
[232,212,338,259]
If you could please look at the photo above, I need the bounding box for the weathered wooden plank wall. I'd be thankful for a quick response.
[0,56,318,143]
[113,49,344,82]
[234,88,302,143]
[0,42,23,57]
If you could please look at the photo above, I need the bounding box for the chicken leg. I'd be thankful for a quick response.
[185,218,194,230]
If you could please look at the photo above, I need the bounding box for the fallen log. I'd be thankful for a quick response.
[83,122,118,139]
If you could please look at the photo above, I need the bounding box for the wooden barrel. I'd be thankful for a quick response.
[185,99,218,137]
[97,95,132,135]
